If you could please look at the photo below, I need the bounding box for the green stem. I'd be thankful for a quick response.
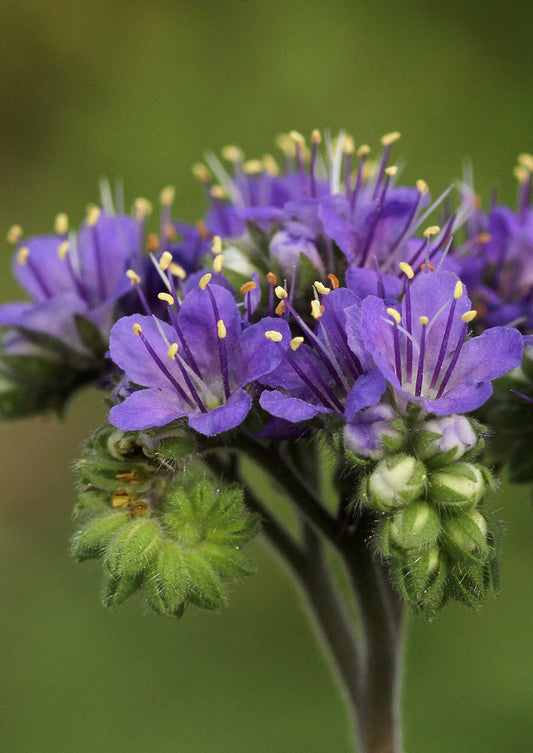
[201,439,406,753]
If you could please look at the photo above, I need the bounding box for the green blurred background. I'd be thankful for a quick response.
[1,1,532,751]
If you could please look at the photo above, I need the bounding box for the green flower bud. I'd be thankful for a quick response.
[392,545,448,619]
[429,461,489,512]
[442,510,491,563]
[387,500,441,552]
[447,555,499,608]
[365,454,427,512]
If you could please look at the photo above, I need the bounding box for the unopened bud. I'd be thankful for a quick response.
[442,509,491,561]
[415,415,478,465]
[387,500,441,552]
[344,405,406,461]
[429,461,489,512]
[365,454,427,511]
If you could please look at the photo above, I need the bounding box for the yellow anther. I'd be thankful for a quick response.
[357,144,370,157]
[133,323,143,335]
[159,185,175,206]
[86,205,101,226]
[416,179,429,195]
[289,130,306,147]
[344,136,355,155]
[211,235,222,255]
[275,299,286,316]
[134,198,152,218]
[381,131,401,146]
[327,273,340,290]
[423,225,440,238]
[17,246,30,265]
[385,165,398,177]
[169,262,186,279]
[167,343,179,360]
[147,233,160,251]
[210,185,228,200]
[217,319,227,339]
[386,307,401,324]
[314,281,331,295]
[362,160,376,180]
[290,336,304,351]
[54,213,69,235]
[57,240,70,260]
[514,166,529,184]
[158,292,175,306]
[266,272,277,285]
[126,269,141,286]
[7,225,23,244]
[221,145,243,162]
[111,491,134,508]
[454,280,463,300]
[265,330,283,343]
[243,159,263,174]
[311,129,322,145]
[159,251,173,271]
[476,232,491,244]
[420,262,435,271]
[240,281,257,295]
[399,261,414,279]
[461,310,477,323]
[192,163,211,182]
[310,299,323,319]
[262,154,280,175]
[518,153,533,172]
[275,133,295,156]
[419,315,429,326]
[199,273,212,290]
[275,285,288,299]
[213,254,224,273]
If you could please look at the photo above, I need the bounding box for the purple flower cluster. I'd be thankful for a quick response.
[456,155,533,332]
[0,131,527,437]
[106,262,522,438]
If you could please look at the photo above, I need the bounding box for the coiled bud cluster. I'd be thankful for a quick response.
[357,414,500,618]
[72,424,259,617]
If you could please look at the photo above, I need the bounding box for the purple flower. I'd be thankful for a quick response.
[355,269,523,415]
[0,208,141,351]
[109,279,290,436]
[457,183,533,331]
[258,286,386,425]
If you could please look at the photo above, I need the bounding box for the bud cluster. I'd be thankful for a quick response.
[72,424,259,617]
[357,414,500,618]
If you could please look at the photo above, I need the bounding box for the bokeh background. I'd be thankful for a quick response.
[1,2,533,751]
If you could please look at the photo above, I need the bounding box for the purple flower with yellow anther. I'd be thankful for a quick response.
[108,275,290,436]
[356,268,523,415]
[456,155,533,332]
[0,207,142,351]
[258,283,386,425]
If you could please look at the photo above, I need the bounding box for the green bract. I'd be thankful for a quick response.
[72,424,260,617]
